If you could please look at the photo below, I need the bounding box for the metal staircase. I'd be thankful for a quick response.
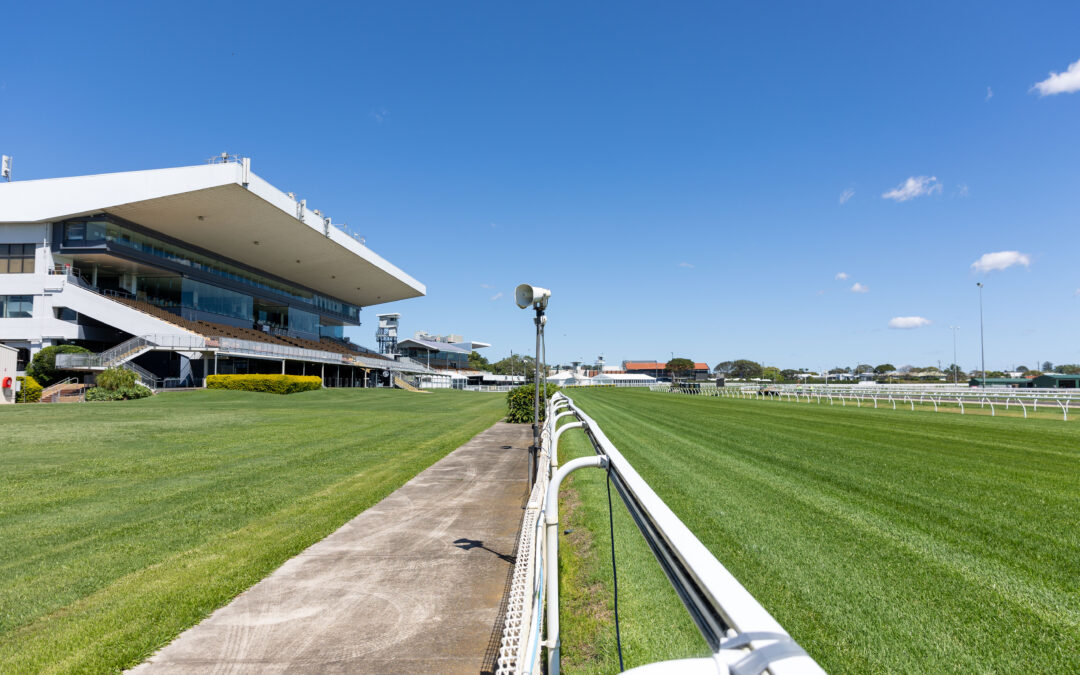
[393,375,429,393]
[39,378,88,403]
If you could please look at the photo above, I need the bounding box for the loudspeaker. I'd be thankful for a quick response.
[515,284,551,310]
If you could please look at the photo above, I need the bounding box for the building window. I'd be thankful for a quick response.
[0,295,33,318]
[0,244,35,274]
[288,307,319,336]
[181,278,253,322]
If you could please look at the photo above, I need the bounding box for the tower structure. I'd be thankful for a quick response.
[376,313,400,355]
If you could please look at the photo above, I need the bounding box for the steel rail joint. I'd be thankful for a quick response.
[550,421,585,472]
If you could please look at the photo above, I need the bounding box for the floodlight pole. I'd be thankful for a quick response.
[949,326,959,384]
[977,283,985,387]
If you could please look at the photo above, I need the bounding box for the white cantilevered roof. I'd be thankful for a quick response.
[397,337,471,354]
[0,162,425,307]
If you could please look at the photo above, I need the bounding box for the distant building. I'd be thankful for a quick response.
[968,377,1032,388]
[397,331,490,370]
[1031,373,1080,389]
[622,360,710,381]
[591,372,657,387]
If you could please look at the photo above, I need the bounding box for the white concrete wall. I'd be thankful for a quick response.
[0,275,191,352]
[0,345,16,404]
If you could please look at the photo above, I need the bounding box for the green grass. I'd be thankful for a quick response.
[555,388,1080,674]
[0,388,505,673]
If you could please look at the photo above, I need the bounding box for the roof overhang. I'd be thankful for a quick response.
[398,337,470,354]
[0,162,425,307]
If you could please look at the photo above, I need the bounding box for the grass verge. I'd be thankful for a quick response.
[0,388,504,673]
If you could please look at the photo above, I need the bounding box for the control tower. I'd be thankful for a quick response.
[376,313,400,355]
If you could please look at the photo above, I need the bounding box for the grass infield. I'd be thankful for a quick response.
[556,387,1080,674]
[0,388,504,673]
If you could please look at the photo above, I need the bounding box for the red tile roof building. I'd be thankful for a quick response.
[622,361,712,380]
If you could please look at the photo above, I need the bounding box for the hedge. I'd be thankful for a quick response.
[206,374,322,395]
[16,375,42,403]
[96,367,138,391]
[506,382,560,424]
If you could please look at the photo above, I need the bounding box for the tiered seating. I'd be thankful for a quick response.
[114,297,205,334]
[110,295,392,361]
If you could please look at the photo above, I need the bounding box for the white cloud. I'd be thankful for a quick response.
[850,282,869,293]
[1073,289,1080,297]
[986,86,993,101]
[370,107,389,123]
[480,283,494,289]
[490,292,503,301]
[971,251,1031,273]
[839,188,855,204]
[490,222,498,228]
[677,262,694,269]
[817,290,826,296]
[1032,58,1080,96]
[882,176,943,202]
[889,316,931,329]
[834,272,849,281]
[955,183,970,198]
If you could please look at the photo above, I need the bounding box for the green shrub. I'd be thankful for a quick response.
[506,382,560,424]
[85,385,151,402]
[206,374,322,395]
[26,345,92,386]
[96,367,138,391]
[15,375,42,403]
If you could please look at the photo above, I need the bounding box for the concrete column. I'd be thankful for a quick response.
[321,363,325,387]
[281,359,286,374]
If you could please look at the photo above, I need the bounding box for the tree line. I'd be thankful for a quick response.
[712,359,1080,382]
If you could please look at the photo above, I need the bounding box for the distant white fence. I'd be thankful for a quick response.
[496,392,824,675]
[652,384,1078,421]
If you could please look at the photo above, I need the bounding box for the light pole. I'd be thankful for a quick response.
[977,282,986,387]
[948,326,959,384]
[516,284,551,487]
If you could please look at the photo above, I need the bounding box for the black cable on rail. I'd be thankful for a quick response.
[606,467,625,671]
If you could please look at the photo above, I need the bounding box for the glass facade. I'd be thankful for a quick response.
[399,346,468,369]
[61,218,360,322]
[0,295,33,318]
[319,323,345,339]
[139,276,183,308]
[181,278,253,322]
[288,307,319,335]
[0,244,35,274]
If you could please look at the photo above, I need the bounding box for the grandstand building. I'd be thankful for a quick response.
[0,158,434,388]
[397,331,490,370]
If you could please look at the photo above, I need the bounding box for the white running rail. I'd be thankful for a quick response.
[496,392,825,675]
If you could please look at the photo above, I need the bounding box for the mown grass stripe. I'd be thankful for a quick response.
[0,388,505,672]
[556,388,1080,674]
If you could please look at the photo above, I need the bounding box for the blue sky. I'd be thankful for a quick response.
[3,1,1078,371]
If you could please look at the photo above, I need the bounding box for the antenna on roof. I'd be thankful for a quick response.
[1,155,11,181]
[207,152,243,165]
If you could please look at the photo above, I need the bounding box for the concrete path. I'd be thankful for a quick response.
[132,421,530,674]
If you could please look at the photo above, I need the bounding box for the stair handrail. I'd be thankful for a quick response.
[40,377,80,403]
[121,362,162,390]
